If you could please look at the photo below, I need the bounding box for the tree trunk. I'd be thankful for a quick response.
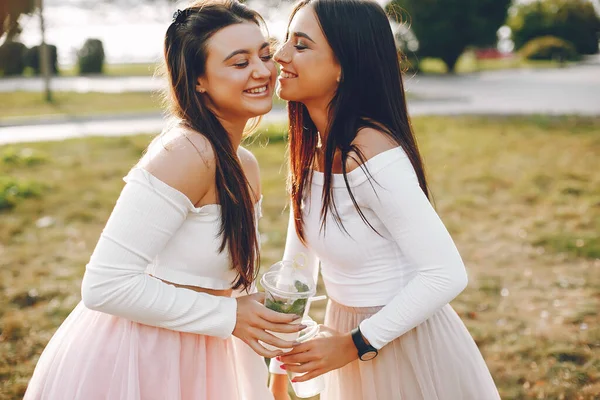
[443,52,462,74]
[37,0,52,103]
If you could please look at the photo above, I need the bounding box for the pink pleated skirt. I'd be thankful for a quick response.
[322,300,501,400]
[24,302,274,400]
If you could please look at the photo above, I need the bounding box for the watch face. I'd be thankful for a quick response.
[360,350,378,361]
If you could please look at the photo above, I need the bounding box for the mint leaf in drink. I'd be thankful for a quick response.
[288,298,308,317]
[294,280,310,293]
[265,298,286,313]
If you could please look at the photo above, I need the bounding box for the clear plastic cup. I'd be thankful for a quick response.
[260,259,316,352]
[288,317,326,398]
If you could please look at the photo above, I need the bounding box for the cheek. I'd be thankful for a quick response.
[208,69,247,102]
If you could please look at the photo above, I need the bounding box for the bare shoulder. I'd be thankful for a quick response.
[346,127,399,172]
[237,146,261,200]
[138,128,215,205]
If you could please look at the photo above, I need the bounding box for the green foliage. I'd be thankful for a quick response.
[0,40,27,76]
[519,36,580,61]
[24,45,59,75]
[0,177,44,211]
[1,147,48,167]
[77,38,105,75]
[0,0,36,39]
[508,0,600,55]
[389,0,512,72]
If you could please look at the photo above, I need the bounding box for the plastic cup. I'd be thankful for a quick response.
[288,318,326,398]
[260,260,316,353]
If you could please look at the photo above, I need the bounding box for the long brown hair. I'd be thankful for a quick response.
[287,0,429,241]
[162,0,264,291]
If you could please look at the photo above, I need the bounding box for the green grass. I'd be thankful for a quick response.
[0,91,287,122]
[419,51,569,74]
[1,116,599,399]
[0,91,163,120]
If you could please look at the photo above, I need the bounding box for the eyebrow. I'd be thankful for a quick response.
[293,32,316,43]
[223,42,270,62]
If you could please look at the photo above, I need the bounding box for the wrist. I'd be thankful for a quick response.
[343,332,360,361]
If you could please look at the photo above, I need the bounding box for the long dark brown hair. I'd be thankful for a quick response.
[287,0,429,241]
[162,0,264,291]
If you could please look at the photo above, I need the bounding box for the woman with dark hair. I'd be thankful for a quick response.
[24,1,302,399]
[269,0,501,398]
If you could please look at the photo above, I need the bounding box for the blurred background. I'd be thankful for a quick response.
[1,0,599,399]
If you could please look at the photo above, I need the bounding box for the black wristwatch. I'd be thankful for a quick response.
[350,326,378,361]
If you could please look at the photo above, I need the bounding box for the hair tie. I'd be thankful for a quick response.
[172,9,188,24]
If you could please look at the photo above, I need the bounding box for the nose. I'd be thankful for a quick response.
[274,43,291,65]
[252,58,271,80]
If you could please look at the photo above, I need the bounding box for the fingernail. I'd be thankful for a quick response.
[280,365,286,370]
[299,324,308,329]
[291,378,297,383]
[275,356,281,361]
[292,341,301,346]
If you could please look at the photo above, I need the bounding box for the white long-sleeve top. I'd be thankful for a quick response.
[80,168,261,338]
[280,147,468,353]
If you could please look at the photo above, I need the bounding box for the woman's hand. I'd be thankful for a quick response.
[269,373,291,400]
[233,292,305,358]
[278,325,359,382]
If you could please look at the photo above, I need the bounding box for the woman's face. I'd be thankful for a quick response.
[198,22,276,119]
[274,5,341,106]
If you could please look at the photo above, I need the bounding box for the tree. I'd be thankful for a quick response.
[0,0,36,41]
[508,0,600,55]
[388,0,512,72]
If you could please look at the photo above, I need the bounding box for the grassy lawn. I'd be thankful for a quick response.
[419,51,568,74]
[0,91,163,121]
[0,116,599,399]
[0,92,287,122]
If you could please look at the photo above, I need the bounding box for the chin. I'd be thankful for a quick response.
[276,88,298,102]
[247,104,273,117]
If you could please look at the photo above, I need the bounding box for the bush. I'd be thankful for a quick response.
[77,38,105,75]
[509,0,600,55]
[520,36,580,61]
[24,45,60,75]
[0,41,28,76]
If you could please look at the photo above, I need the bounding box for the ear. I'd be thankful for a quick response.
[196,77,207,93]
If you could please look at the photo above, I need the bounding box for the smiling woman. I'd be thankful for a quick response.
[22,1,300,400]
[269,0,501,399]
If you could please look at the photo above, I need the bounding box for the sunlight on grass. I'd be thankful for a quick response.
[0,117,599,399]
[0,91,163,120]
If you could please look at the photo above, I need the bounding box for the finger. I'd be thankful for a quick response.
[246,339,283,358]
[283,342,311,356]
[260,307,302,323]
[249,292,265,303]
[279,351,314,365]
[292,368,326,383]
[285,361,319,374]
[253,329,296,349]
[257,319,306,334]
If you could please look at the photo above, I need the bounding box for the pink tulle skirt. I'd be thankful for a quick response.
[24,302,273,400]
[323,299,500,400]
